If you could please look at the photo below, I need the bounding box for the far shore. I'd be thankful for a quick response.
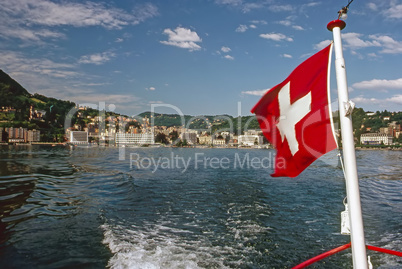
[1,142,401,151]
[355,146,402,151]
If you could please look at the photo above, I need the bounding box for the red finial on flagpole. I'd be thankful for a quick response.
[327,20,346,31]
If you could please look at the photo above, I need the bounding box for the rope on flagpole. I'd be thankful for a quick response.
[338,0,355,19]
[338,151,347,180]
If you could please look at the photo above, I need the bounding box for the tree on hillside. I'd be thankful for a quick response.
[155,133,169,144]
[169,130,179,141]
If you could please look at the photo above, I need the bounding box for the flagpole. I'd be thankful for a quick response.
[327,20,368,268]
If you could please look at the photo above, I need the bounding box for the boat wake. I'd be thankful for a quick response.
[101,221,231,269]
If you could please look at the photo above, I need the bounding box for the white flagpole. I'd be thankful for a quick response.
[327,20,368,269]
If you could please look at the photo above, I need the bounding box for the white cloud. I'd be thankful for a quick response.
[368,34,402,54]
[215,0,242,6]
[337,33,402,54]
[351,96,379,104]
[224,55,234,60]
[0,0,158,42]
[277,20,291,27]
[352,78,402,90]
[221,46,231,53]
[215,0,267,13]
[351,94,402,110]
[314,40,332,50]
[302,2,320,8]
[160,27,202,51]
[367,3,377,11]
[115,38,124,43]
[315,33,402,55]
[268,4,294,12]
[0,50,78,80]
[241,89,269,96]
[277,20,304,31]
[250,20,267,25]
[236,24,248,32]
[79,51,116,65]
[382,4,402,19]
[147,87,156,91]
[281,54,292,58]
[249,24,257,29]
[4,0,158,29]
[148,100,165,105]
[292,25,304,31]
[73,83,110,87]
[342,33,380,49]
[242,3,265,12]
[0,26,65,42]
[260,33,293,42]
[72,93,141,106]
[386,94,402,104]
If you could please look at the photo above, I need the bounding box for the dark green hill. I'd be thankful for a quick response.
[0,69,76,141]
[139,111,260,134]
[0,70,33,120]
[0,69,31,101]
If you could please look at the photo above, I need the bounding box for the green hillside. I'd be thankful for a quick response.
[139,111,260,134]
[0,70,76,142]
[0,70,32,121]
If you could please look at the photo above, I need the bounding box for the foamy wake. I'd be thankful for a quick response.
[101,222,231,269]
[373,233,402,268]
[101,201,273,268]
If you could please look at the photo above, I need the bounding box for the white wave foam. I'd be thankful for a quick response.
[101,223,230,269]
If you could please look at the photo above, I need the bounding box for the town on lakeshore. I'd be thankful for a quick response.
[1,69,401,148]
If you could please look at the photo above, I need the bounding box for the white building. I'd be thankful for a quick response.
[70,131,88,144]
[360,133,393,145]
[238,135,264,146]
[115,133,155,145]
[199,135,212,145]
[213,138,226,146]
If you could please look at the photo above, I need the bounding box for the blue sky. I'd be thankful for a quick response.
[1,0,401,116]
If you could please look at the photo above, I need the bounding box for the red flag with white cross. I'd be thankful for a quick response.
[251,43,337,177]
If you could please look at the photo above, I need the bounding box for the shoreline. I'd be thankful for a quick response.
[1,142,401,150]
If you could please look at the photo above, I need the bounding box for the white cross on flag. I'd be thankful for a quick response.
[251,43,337,177]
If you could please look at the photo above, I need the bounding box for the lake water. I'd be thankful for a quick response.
[0,145,401,268]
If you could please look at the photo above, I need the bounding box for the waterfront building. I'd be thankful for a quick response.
[238,135,264,146]
[27,129,41,142]
[4,127,28,142]
[360,133,393,145]
[198,135,212,145]
[115,133,155,145]
[70,131,88,144]
[212,138,226,146]
[1,127,40,143]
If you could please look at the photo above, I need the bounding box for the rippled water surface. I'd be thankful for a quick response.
[0,145,401,268]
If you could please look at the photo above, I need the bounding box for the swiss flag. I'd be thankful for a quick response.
[251,44,337,177]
